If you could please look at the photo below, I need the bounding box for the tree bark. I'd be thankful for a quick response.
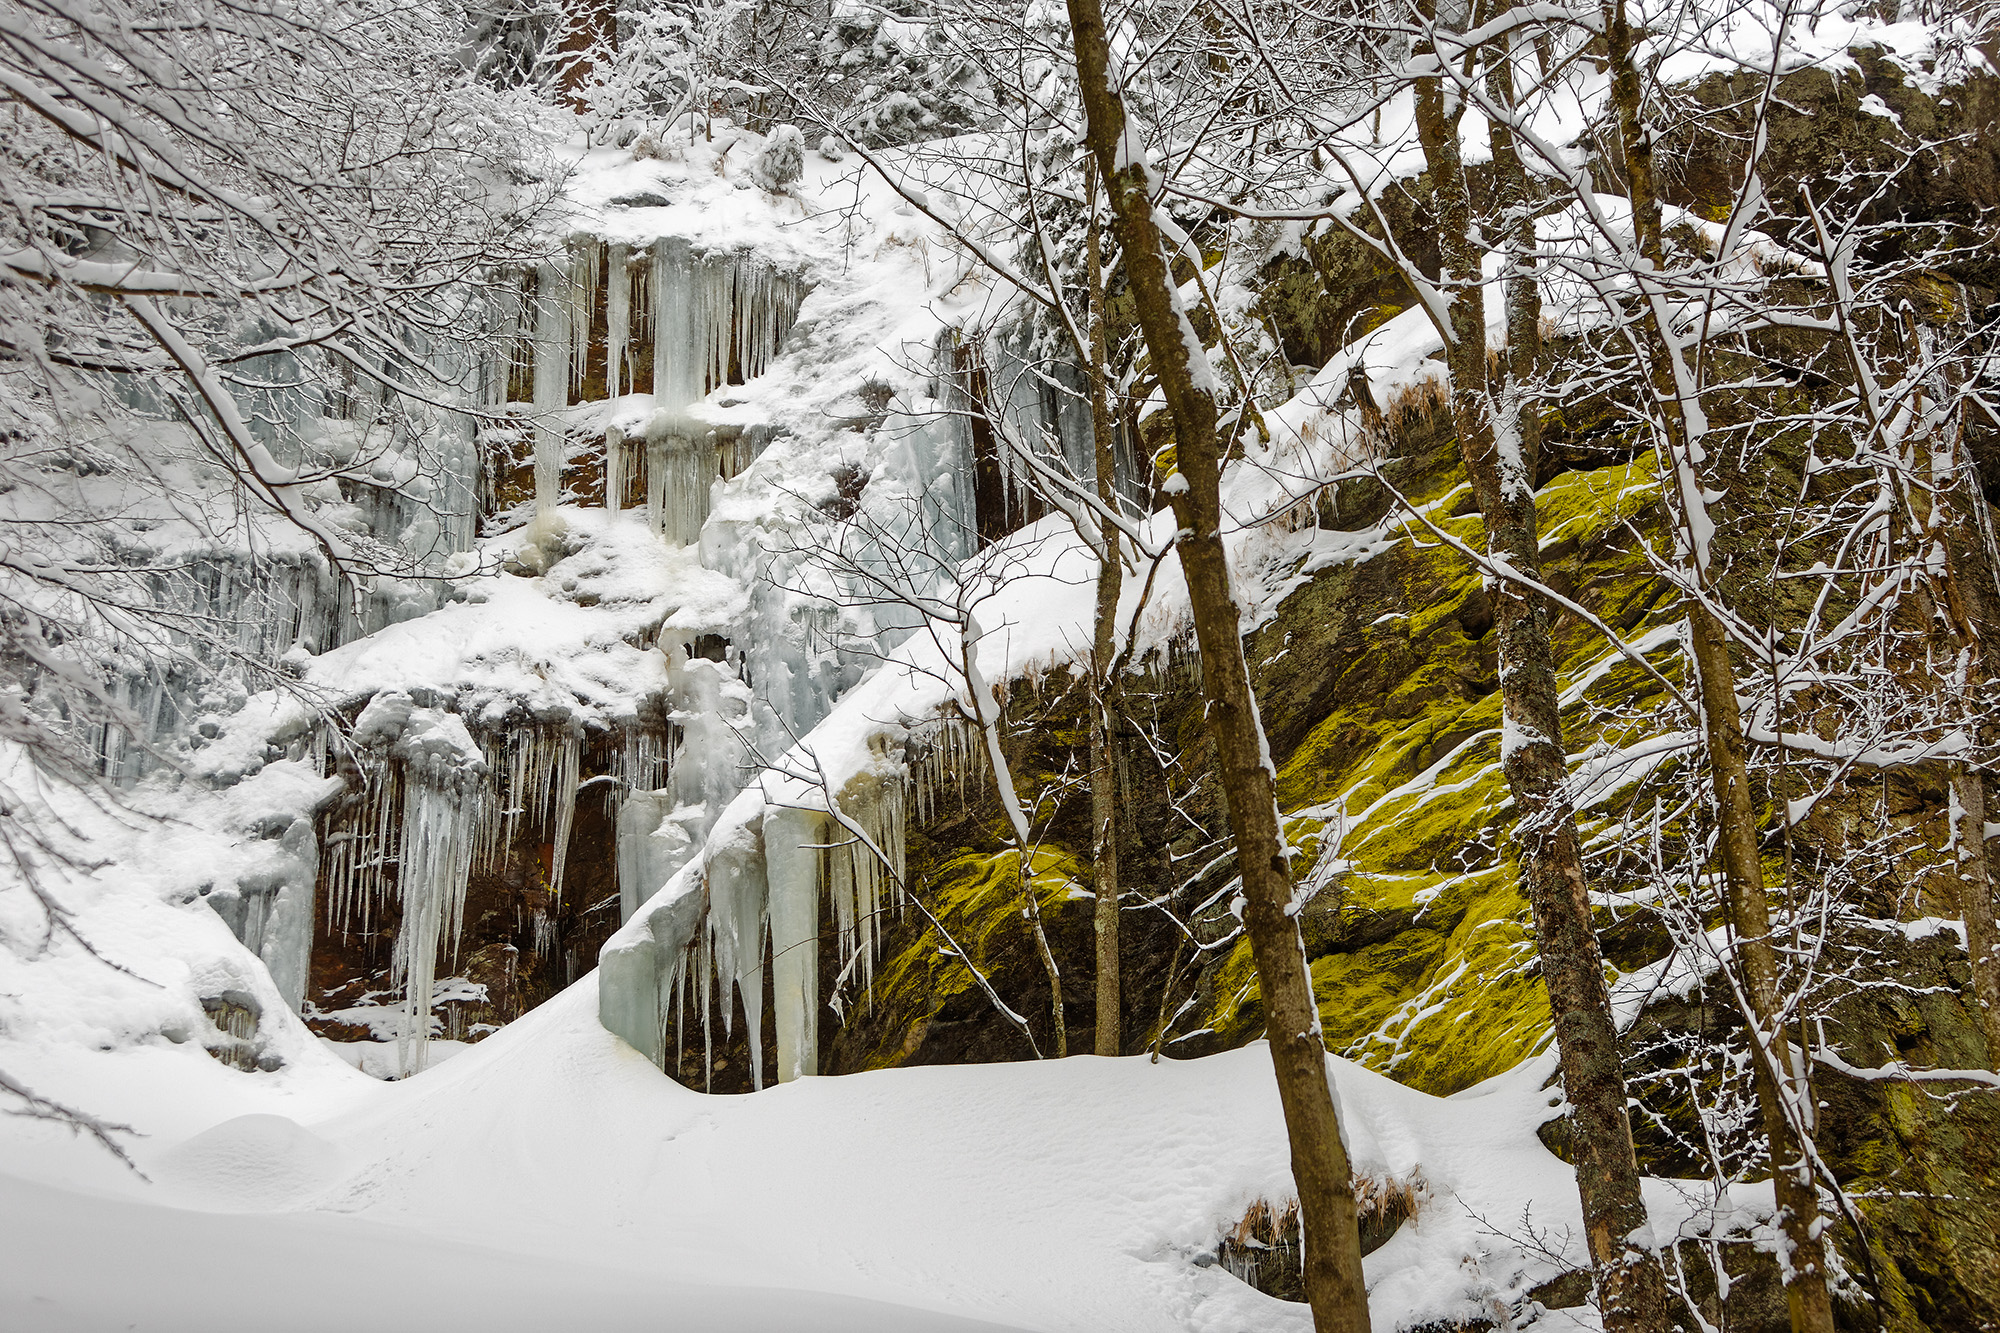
[1602,8,1835,1328]
[963,617,1065,1057]
[1086,163,1125,1058]
[1685,609,1835,1333]
[1904,329,2000,1069]
[1951,765,2000,1065]
[1063,3,1372,1328]
[1410,19,1671,1331]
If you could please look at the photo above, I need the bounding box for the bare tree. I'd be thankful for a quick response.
[1063,0,1375,1328]
[0,0,551,1144]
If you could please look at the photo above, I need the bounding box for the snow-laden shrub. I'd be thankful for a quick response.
[752,123,806,193]
[815,0,988,147]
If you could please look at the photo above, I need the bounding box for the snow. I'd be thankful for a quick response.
[0,1171,1028,1333]
[2,58,1865,1325]
[0,717,1738,1331]
[0,959,1671,1333]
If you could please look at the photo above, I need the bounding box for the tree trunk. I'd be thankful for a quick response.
[1685,609,1835,1333]
[1411,22,1671,1331]
[1951,765,2000,1065]
[1602,9,1835,1328]
[1063,3,1371,1328]
[963,616,1065,1057]
[1086,163,1125,1058]
[1908,336,2000,1068]
[1019,842,1067,1059]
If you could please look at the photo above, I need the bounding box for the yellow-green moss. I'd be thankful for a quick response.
[852,846,1089,1070]
[1197,450,1687,1094]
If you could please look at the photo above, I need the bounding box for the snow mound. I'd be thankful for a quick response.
[153,1113,343,1212]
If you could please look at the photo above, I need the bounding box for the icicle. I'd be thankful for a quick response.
[569,240,598,397]
[331,693,488,1079]
[531,261,571,523]
[605,242,630,399]
[598,858,706,1070]
[652,239,697,413]
[645,423,714,547]
[605,424,625,516]
[616,788,676,922]
[762,803,823,1083]
[706,828,768,1087]
[702,255,731,396]
[545,732,582,905]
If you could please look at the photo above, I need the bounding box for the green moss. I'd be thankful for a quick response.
[850,846,1090,1070]
[1199,447,1689,1094]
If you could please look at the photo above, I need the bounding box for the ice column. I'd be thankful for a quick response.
[206,800,325,1015]
[652,238,699,411]
[616,789,679,920]
[605,423,626,516]
[647,415,714,546]
[568,241,598,390]
[531,260,571,522]
[605,242,630,399]
[929,333,982,563]
[598,859,705,1069]
[981,327,1144,514]
[335,691,488,1076]
[762,804,824,1083]
[614,645,748,922]
[640,241,805,542]
[706,824,769,1087]
[599,746,914,1085]
[393,773,477,1076]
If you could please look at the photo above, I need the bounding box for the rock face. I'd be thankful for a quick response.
[807,57,2000,1332]
[1621,929,2000,1333]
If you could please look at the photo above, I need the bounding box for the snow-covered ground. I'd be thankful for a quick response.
[3,83,1853,1330]
[0,957,1662,1333]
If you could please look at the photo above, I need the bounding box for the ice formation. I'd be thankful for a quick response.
[957,322,1147,527]
[135,146,1048,1083]
[639,242,805,543]
[521,236,805,541]
[602,719,988,1086]
[317,692,490,1074]
[531,258,576,522]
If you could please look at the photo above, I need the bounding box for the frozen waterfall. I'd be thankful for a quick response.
[601,723,979,1088]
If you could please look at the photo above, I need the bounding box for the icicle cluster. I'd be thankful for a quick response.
[600,739,920,1089]
[320,689,676,1073]
[987,327,1096,495]
[320,691,489,1076]
[946,324,1147,534]
[523,237,804,540]
[646,418,715,546]
[477,728,583,904]
[97,557,343,783]
[614,645,742,921]
[824,766,907,1000]
[649,239,804,414]
[905,715,985,828]
[531,259,575,523]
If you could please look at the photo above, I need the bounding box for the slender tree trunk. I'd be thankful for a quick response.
[1602,9,1835,1329]
[1913,354,2000,1068]
[1950,765,2000,1064]
[1064,3,1371,1328]
[1410,20,1670,1331]
[962,617,1066,1057]
[1685,610,1834,1333]
[1086,163,1125,1058]
[1018,841,1067,1058]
